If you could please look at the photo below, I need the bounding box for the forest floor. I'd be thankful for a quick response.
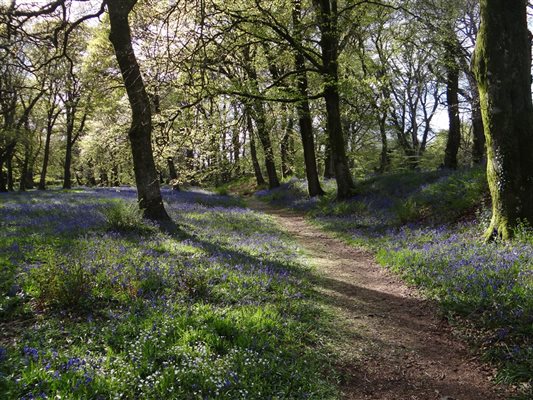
[246,196,515,400]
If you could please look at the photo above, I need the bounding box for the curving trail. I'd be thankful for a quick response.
[247,198,513,400]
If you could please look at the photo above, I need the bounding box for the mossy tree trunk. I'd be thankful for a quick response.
[474,0,533,240]
[107,0,170,221]
[465,71,486,165]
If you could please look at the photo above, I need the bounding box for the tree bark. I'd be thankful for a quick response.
[0,142,16,192]
[444,42,461,170]
[63,119,73,189]
[474,0,533,240]
[252,100,279,189]
[293,0,324,196]
[231,113,241,177]
[6,147,14,191]
[107,0,169,221]
[243,51,280,189]
[323,142,334,178]
[167,157,180,190]
[246,110,266,186]
[38,122,54,190]
[378,112,389,173]
[0,159,5,192]
[19,142,30,191]
[466,71,485,164]
[315,0,355,199]
[280,114,294,179]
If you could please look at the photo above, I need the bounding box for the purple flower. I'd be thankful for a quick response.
[0,347,7,362]
[23,346,39,361]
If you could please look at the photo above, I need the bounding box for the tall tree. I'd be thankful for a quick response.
[292,0,324,196]
[313,0,356,199]
[39,76,61,190]
[474,0,533,240]
[242,46,280,189]
[442,35,461,170]
[106,0,170,221]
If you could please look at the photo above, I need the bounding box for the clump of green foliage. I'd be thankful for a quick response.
[102,199,156,233]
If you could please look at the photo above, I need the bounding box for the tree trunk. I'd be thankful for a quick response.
[6,148,14,191]
[246,111,266,186]
[315,0,355,199]
[471,98,485,165]
[296,89,325,196]
[474,0,533,240]
[444,43,461,170]
[19,142,30,191]
[0,159,5,192]
[63,123,73,189]
[0,142,16,192]
[107,0,169,221]
[293,0,324,196]
[244,53,280,189]
[232,119,241,177]
[253,103,280,189]
[466,72,486,165]
[378,112,389,173]
[167,157,180,190]
[112,164,120,186]
[38,127,52,190]
[323,143,334,179]
[280,115,293,179]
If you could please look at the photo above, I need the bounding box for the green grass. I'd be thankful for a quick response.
[0,189,338,399]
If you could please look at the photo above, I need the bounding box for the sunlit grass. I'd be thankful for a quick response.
[0,189,337,399]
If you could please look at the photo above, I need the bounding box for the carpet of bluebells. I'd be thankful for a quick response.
[257,168,532,394]
[0,188,337,399]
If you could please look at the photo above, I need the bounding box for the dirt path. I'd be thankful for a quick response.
[247,198,514,400]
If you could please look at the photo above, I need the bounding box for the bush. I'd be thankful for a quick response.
[27,253,94,311]
[102,200,155,233]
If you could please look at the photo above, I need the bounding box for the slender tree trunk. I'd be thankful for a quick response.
[0,159,5,192]
[293,0,324,196]
[39,127,53,190]
[167,157,178,181]
[112,164,120,186]
[0,142,16,192]
[246,111,266,186]
[444,43,461,170]
[107,0,169,221]
[167,157,180,190]
[315,0,355,199]
[471,98,485,165]
[280,115,293,179]
[296,89,325,196]
[232,121,241,176]
[6,148,14,191]
[19,142,30,191]
[378,112,389,173]
[244,53,280,189]
[474,0,533,240]
[252,101,279,189]
[63,123,73,189]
